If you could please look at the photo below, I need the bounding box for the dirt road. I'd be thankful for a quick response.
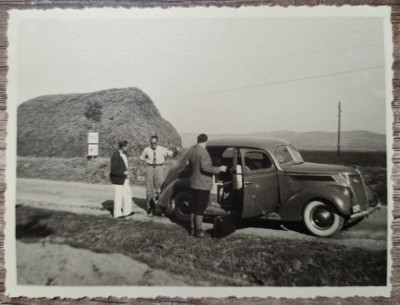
[16,178,388,250]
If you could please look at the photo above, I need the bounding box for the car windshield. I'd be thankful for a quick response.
[273,145,304,165]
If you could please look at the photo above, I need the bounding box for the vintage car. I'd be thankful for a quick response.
[158,136,380,237]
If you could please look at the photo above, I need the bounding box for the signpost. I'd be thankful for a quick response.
[88,132,99,159]
[88,144,98,157]
[88,132,99,144]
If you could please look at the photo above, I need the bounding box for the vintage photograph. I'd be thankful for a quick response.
[5,6,392,298]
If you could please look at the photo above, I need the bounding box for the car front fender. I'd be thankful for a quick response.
[278,184,352,221]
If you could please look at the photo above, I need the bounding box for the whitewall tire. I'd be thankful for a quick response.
[303,200,344,237]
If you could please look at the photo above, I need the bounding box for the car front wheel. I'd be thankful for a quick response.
[173,191,193,223]
[303,200,344,237]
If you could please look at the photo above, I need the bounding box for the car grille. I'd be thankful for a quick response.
[347,173,367,209]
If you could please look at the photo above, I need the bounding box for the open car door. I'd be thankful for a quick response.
[240,148,279,218]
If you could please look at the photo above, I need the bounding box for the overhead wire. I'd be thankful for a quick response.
[161,65,385,100]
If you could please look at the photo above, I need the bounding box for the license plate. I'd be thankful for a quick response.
[353,204,361,213]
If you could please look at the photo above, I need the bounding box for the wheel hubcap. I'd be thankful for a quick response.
[311,206,334,229]
[178,199,191,215]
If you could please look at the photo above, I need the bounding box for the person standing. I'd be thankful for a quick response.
[188,134,226,237]
[140,135,178,215]
[110,140,133,218]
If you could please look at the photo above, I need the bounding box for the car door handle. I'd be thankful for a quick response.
[244,181,252,186]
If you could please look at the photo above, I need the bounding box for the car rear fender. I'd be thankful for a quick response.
[278,184,352,221]
[158,179,190,208]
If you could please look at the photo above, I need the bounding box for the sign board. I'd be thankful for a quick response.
[88,132,99,144]
[88,144,98,156]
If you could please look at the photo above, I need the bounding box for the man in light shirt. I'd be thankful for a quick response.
[110,140,134,218]
[140,135,179,215]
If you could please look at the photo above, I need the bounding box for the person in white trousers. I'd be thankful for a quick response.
[109,141,133,218]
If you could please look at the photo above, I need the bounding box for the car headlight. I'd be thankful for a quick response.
[343,187,353,199]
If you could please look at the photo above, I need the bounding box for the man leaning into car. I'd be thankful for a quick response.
[188,134,227,237]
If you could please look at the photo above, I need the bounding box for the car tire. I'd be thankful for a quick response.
[303,200,344,237]
[173,191,193,223]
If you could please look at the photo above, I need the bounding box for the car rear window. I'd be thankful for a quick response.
[244,151,272,170]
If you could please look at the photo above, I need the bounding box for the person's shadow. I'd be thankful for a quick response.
[101,198,164,216]
[101,200,114,217]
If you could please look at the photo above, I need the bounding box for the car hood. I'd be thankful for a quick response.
[281,162,358,174]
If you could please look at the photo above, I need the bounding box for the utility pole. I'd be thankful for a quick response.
[337,101,341,159]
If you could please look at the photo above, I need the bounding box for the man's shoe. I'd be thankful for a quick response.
[159,206,167,216]
[194,230,206,238]
[147,207,153,215]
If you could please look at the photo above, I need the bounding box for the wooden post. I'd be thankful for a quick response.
[337,101,341,160]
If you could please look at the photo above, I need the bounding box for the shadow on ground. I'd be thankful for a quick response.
[103,199,315,238]
[238,218,308,234]
[132,197,147,212]
[205,216,311,237]
[132,197,193,235]
[16,205,54,240]
[101,200,114,216]
[102,198,151,217]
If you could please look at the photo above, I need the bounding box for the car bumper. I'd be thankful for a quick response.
[350,203,381,219]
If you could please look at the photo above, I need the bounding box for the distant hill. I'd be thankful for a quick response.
[17,88,181,157]
[181,130,386,151]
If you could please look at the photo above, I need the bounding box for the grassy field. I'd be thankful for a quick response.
[16,205,387,286]
[300,150,387,167]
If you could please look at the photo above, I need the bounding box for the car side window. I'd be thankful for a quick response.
[244,151,272,170]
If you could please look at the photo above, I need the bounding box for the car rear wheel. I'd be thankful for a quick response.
[173,191,193,223]
[303,200,344,237]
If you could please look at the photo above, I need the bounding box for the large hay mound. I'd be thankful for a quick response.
[17,88,181,157]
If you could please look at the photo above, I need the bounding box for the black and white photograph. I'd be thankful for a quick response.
[5,5,393,298]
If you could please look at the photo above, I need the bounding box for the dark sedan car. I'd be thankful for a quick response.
[158,136,380,237]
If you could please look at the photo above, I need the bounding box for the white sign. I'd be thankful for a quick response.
[88,132,99,144]
[88,144,98,156]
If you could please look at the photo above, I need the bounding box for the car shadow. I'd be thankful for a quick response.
[132,197,194,234]
[240,218,309,234]
[237,218,286,230]
[205,216,310,236]
[133,197,174,217]
[132,197,147,212]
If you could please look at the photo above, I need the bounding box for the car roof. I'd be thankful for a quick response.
[206,136,291,151]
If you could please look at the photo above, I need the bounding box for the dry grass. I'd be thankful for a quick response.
[17,88,181,158]
[16,205,387,287]
[17,156,177,186]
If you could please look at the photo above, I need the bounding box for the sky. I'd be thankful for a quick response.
[12,7,390,135]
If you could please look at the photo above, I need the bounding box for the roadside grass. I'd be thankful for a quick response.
[16,205,387,287]
[17,156,177,186]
